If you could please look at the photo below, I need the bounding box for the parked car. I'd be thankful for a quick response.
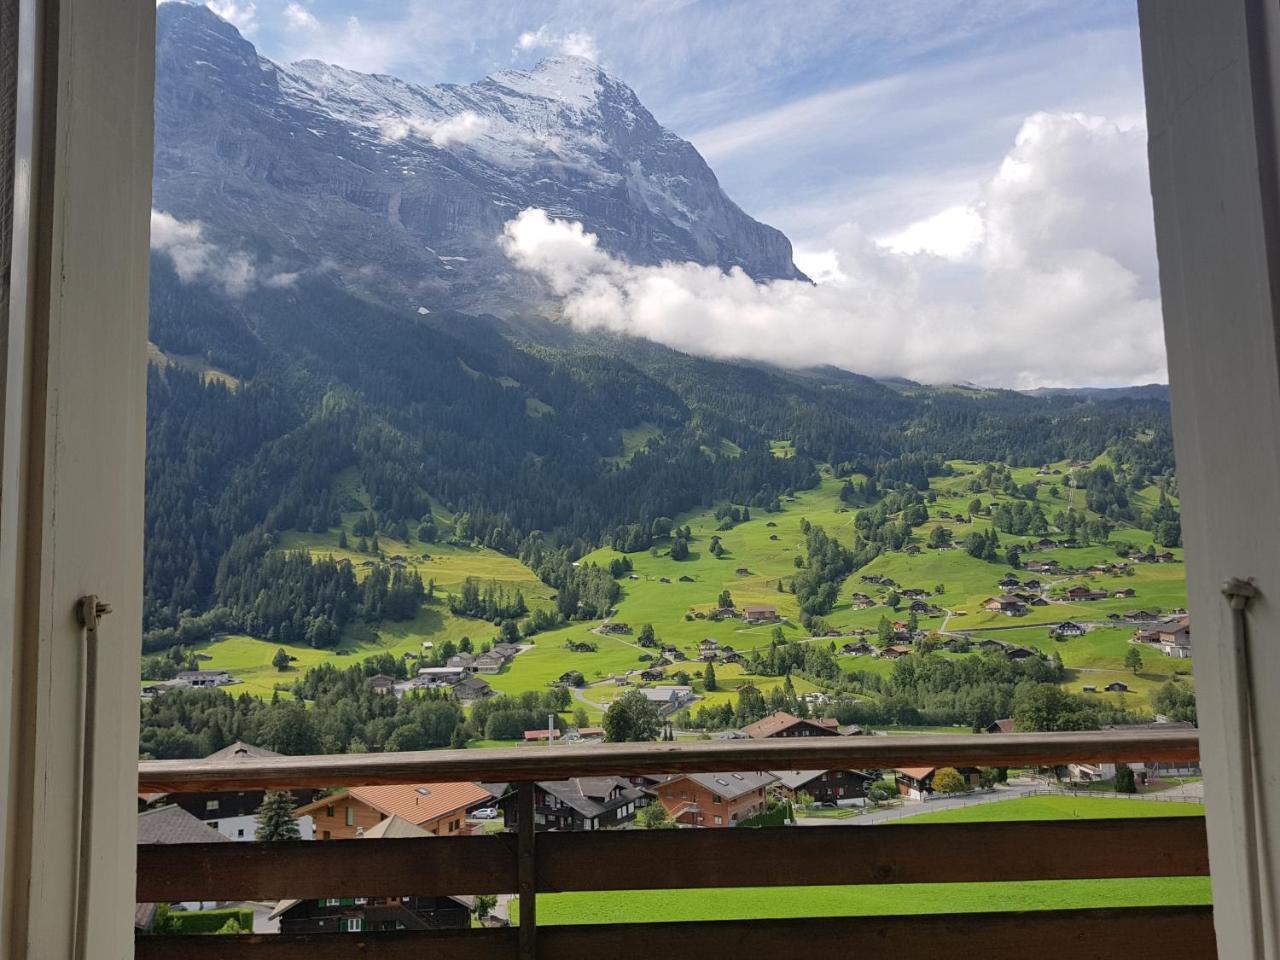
[471,807,499,820]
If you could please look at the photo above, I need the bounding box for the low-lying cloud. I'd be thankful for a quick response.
[499,112,1165,389]
[151,209,297,296]
[515,25,600,62]
[375,110,489,147]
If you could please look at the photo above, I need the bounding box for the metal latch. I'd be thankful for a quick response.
[76,595,112,631]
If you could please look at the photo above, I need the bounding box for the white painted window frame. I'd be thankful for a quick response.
[1140,1,1280,957]
[1,0,153,958]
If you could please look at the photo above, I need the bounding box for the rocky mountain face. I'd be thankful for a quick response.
[153,3,805,318]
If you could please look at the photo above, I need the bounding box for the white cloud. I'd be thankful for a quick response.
[283,2,318,31]
[879,205,984,259]
[376,110,490,147]
[515,24,599,62]
[150,210,296,296]
[499,112,1165,389]
[205,0,257,37]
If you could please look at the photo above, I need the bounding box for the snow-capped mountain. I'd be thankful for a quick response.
[153,3,806,317]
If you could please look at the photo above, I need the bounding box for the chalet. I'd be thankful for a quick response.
[600,622,632,635]
[880,645,912,661]
[413,666,467,685]
[1060,538,1080,548]
[523,729,561,742]
[636,685,696,716]
[854,596,877,609]
[472,653,506,675]
[1158,617,1193,658]
[983,596,1027,616]
[1033,537,1058,550]
[1005,647,1037,662]
[174,669,233,689]
[986,719,1016,734]
[977,639,1007,653]
[742,605,780,623]
[742,711,840,739]
[698,638,719,655]
[499,778,643,831]
[1125,610,1159,622]
[1133,627,1162,645]
[1023,579,1042,590]
[368,674,397,695]
[1082,685,1097,693]
[1030,597,1049,606]
[639,669,666,682]
[295,782,493,841]
[722,652,746,665]
[894,767,981,800]
[566,641,596,653]
[491,643,521,659]
[138,741,317,842]
[452,677,497,704]
[770,769,875,804]
[446,652,476,670]
[1157,551,1177,563]
[901,588,930,599]
[655,771,777,827]
[908,599,931,614]
[1053,621,1087,638]
[1025,559,1060,573]
[1065,585,1107,601]
[1113,588,1137,598]
[1104,681,1131,693]
[997,575,1021,589]
[270,817,472,934]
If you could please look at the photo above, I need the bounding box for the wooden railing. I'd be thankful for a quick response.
[135,730,1215,960]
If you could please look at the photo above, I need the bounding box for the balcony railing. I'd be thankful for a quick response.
[135,729,1213,959]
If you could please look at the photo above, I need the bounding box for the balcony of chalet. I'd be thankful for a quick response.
[133,728,1212,960]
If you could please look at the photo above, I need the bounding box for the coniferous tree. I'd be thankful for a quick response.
[255,790,301,841]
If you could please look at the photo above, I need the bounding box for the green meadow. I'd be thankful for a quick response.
[188,457,1190,716]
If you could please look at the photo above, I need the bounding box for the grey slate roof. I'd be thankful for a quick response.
[686,771,778,799]
[137,805,231,845]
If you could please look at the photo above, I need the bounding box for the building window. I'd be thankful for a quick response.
[712,794,722,804]
[344,918,363,933]
[714,815,723,825]
[322,830,331,840]
[205,799,219,812]
[326,899,340,907]
[346,807,355,827]
[325,805,335,818]
[355,898,368,905]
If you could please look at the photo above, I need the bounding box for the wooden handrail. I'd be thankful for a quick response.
[137,729,1199,791]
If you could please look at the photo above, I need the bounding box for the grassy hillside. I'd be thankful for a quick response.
[188,458,1190,716]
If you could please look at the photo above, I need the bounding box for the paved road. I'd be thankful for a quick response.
[793,779,1046,826]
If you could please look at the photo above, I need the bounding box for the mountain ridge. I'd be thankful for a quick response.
[153,3,805,321]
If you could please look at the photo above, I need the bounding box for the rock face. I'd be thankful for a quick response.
[152,3,805,317]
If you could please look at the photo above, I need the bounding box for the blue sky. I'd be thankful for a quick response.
[197,0,1164,387]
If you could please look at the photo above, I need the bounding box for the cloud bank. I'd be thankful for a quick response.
[499,112,1164,390]
[151,210,297,295]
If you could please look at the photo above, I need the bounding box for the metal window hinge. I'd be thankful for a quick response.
[76,595,112,631]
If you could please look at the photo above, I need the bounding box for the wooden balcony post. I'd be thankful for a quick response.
[517,782,537,960]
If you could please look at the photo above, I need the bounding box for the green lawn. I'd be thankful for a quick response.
[895,794,1203,823]
[513,877,1210,925]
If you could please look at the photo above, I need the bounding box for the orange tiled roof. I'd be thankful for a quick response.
[299,782,491,826]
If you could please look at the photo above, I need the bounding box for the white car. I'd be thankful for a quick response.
[471,807,499,820]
